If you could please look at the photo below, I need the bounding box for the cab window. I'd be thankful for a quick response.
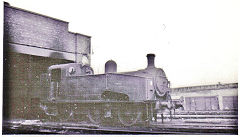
[51,69,61,82]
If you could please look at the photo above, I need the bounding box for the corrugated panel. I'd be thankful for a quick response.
[185,97,191,111]
[210,97,219,110]
[233,96,238,109]
[205,97,211,110]
[185,96,219,111]
[190,98,196,111]
[195,97,205,111]
[223,96,238,110]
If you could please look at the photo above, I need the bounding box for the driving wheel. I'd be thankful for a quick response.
[87,105,102,124]
[117,104,142,126]
[57,104,73,122]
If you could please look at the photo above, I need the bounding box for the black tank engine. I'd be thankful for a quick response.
[39,54,173,126]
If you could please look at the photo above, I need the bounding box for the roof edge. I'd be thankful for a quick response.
[171,83,238,92]
[4,2,69,24]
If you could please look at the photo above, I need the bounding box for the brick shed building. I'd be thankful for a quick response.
[3,2,91,119]
[170,83,238,111]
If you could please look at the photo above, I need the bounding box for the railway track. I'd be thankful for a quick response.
[3,118,237,135]
[3,110,237,134]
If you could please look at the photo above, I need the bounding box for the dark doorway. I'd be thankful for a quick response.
[3,52,73,120]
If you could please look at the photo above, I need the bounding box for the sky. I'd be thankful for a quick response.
[3,0,239,88]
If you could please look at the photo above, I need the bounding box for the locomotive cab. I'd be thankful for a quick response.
[47,63,94,101]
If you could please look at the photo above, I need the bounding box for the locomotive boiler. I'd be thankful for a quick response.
[39,54,173,126]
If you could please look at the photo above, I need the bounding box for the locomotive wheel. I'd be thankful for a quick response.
[42,104,59,122]
[57,104,73,122]
[117,104,142,126]
[87,106,102,124]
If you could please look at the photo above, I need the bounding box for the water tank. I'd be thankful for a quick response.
[105,60,117,73]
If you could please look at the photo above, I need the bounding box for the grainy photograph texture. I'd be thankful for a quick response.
[2,0,239,135]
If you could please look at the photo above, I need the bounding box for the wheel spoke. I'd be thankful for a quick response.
[117,105,141,126]
[88,106,102,124]
[57,105,73,122]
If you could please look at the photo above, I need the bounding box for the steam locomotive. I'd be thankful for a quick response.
[39,54,173,126]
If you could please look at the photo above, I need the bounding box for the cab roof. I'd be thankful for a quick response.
[48,63,82,70]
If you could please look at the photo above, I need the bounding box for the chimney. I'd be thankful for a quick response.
[146,54,155,68]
